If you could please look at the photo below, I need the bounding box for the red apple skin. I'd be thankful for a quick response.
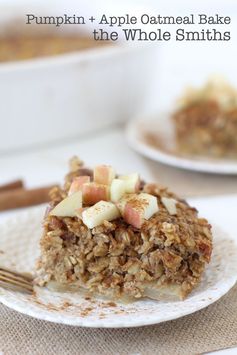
[94,165,114,185]
[69,176,90,195]
[123,203,143,228]
[82,183,109,205]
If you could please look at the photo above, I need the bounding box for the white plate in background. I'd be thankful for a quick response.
[0,206,236,328]
[126,115,237,175]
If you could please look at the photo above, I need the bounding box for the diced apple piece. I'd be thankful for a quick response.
[161,197,177,215]
[117,193,159,228]
[68,176,90,196]
[139,193,159,220]
[123,202,143,229]
[110,178,126,202]
[50,191,82,217]
[82,182,109,205]
[82,201,120,228]
[94,165,116,185]
[119,173,140,193]
[117,194,143,228]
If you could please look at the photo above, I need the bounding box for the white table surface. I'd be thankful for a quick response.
[0,126,236,354]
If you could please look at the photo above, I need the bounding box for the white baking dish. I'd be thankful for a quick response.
[0,0,160,153]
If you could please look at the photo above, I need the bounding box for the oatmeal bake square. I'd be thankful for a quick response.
[35,157,212,301]
[172,77,237,158]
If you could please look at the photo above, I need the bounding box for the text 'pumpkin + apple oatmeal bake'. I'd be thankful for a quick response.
[35,157,212,301]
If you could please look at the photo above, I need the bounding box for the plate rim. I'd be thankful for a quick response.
[0,278,236,329]
[0,207,236,328]
[126,116,237,175]
[0,276,236,328]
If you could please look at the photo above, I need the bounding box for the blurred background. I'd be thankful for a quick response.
[0,0,237,203]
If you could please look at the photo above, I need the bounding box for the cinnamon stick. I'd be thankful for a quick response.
[0,179,24,193]
[0,185,57,211]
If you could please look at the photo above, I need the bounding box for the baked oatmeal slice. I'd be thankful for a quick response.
[172,77,237,158]
[35,157,212,300]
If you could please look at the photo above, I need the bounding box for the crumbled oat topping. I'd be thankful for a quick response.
[35,159,213,300]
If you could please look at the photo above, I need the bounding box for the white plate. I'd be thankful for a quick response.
[126,115,237,175]
[0,206,236,328]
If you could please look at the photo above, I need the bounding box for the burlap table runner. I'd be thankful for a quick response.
[0,282,236,355]
[145,159,237,197]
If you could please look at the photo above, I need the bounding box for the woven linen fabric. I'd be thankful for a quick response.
[0,283,236,355]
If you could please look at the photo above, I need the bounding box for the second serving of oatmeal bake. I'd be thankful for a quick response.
[172,77,237,158]
[35,157,212,301]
